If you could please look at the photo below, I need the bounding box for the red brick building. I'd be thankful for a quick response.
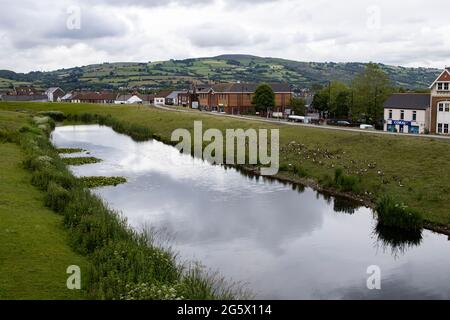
[196,83,292,114]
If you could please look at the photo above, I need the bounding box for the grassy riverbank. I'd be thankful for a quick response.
[1,101,449,231]
[0,111,87,300]
[0,109,244,300]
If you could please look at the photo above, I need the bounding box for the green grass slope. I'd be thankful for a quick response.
[0,111,87,300]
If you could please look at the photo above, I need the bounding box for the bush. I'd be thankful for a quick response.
[376,196,423,231]
[334,168,361,193]
[38,111,66,122]
[45,181,71,213]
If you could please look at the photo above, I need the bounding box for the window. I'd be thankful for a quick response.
[388,110,393,119]
[438,83,443,90]
[412,111,417,121]
[438,123,443,133]
[445,83,450,91]
[445,124,449,134]
[439,102,450,112]
[400,110,405,120]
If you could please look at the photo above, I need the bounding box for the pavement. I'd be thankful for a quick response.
[151,104,450,141]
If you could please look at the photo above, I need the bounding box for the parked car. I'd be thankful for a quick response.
[360,124,375,130]
[336,120,351,126]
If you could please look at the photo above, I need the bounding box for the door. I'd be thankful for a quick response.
[410,126,419,134]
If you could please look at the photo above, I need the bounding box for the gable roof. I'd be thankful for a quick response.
[383,93,430,110]
[116,94,143,102]
[166,91,187,99]
[155,90,172,98]
[45,87,64,94]
[61,93,73,100]
[429,68,450,88]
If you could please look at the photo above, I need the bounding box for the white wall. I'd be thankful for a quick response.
[384,108,428,134]
[154,98,165,105]
[436,101,450,134]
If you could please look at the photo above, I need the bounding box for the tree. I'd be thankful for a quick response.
[312,90,329,116]
[289,97,306,115]
[352,63,393,124]
[335,91,351,118]
[312,81,351,118]
[252,83,275,112]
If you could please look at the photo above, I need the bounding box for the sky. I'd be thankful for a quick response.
[1,0,449,73]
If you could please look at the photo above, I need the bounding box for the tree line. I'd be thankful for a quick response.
[251,63,396,124]
[311,63,393,125]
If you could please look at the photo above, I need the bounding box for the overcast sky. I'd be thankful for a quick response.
[1,0,449,73]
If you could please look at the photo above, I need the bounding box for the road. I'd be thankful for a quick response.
[152,104,450,141]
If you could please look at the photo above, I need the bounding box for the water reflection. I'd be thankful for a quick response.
[51,125,450,300]
[374,223,423,258]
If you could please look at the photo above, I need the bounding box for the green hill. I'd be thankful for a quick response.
[0,55,441,92]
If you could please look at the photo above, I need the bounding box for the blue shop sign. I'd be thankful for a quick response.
[392,120,411,126]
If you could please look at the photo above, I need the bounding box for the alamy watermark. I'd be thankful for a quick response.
[171,121,280,176]
[66,265,81,290]
[366,265,381,290]
[366,5,381,31]
[66,6,81,30]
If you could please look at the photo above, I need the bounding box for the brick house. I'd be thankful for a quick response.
[429,67,450,134]
[196,83,292,114]
[71,92,118,104]
[383,67,450,135]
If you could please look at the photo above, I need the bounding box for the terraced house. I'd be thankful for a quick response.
[384,67,450,135]
[197,83,292,114]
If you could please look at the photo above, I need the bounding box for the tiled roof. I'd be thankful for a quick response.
[383,93,430,110]
[72,92,118,101]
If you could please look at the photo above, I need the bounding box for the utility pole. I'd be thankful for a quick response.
[328,80,331,119]
[374,86,378,124]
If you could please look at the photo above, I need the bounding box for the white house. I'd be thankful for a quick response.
[45,87,65,102]
[383,94,430,134]
[115,94,144,105]
[154,97,166,105]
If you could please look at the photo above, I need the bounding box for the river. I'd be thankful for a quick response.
[51,125,450,299]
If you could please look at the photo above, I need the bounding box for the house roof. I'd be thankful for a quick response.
[155,90,173,98]
[61,93,73,100]
[429,68,450,88]
[383,93,430,110]
[72,92,118,101]
[45,87,64,94]
[116,94,142,101]
[166,91,187,99]
[198,83,291,94]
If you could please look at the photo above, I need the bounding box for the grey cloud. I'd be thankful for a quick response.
[76,0,213,7]
[45,9,127,40]
[187,24,251,48]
